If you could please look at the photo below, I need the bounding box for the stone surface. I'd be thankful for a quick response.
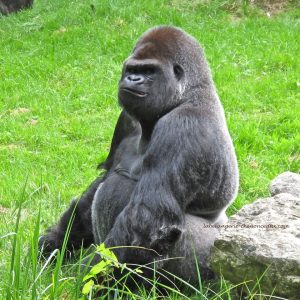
[210,172,300,300]
[269,171,300,198]
[0,0,33,15]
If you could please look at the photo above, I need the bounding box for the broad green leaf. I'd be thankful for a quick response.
[82,279,94,295]
[89,260,110,275]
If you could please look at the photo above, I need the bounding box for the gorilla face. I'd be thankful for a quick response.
[118,45,185,123]
[118,26,214,126]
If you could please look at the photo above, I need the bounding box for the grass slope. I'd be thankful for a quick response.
[0,0,299,298]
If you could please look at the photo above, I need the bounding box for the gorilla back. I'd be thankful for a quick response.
[39,26,239,286]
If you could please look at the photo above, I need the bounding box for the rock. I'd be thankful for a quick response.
[210,172,300,300]
[270,171,300,198]
[0,0,33,15]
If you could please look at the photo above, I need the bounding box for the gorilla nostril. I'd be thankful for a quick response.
[127,75,144,83]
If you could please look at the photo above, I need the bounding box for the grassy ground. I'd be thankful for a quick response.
[0,0,299,298]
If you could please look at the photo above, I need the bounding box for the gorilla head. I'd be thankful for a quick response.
[118,26,213,125]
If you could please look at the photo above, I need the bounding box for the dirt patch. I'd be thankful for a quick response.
[251,0,292,14]
[288,153,300,163]
[53,27,67,35]
[26,118,38,126]
[10,107,31,116]
[0,144,22,150]
[0,205,10,214]
[169,0,297,15]
[223,0,297,16]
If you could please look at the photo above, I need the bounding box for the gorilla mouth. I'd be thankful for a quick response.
[121,88,148,97]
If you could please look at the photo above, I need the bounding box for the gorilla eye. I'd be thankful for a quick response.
[126,66,135,74]
[143,67,155,75]
[173,64,184,80]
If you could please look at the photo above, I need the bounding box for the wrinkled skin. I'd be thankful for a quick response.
[39,26,238,287]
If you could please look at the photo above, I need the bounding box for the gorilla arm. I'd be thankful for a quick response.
[130,103,232,218]
[39,110,139,257]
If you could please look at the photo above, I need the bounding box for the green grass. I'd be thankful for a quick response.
[0,0,299,298]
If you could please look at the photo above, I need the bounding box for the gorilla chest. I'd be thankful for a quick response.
[92,139,146,242]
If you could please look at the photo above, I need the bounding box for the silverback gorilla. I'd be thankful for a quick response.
[39,26,239,286]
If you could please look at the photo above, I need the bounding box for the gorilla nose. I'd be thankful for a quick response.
[125,74,144,84]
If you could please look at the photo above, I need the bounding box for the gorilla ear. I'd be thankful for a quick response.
[173,64,184,80]
[150,225,182,254]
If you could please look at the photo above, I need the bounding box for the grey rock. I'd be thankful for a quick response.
[210,173,300,300]
[0,0,33,15]
[269,171,300,198]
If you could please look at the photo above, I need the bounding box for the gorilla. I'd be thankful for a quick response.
[39,26,239,287]
[0,0,33,15]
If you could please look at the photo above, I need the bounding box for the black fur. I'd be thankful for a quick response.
[0,0,33,15]
[39,26,238,286]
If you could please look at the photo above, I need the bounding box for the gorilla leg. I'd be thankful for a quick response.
[39,176,103,257]
[161,214,219,285]
[82,214,219,292]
